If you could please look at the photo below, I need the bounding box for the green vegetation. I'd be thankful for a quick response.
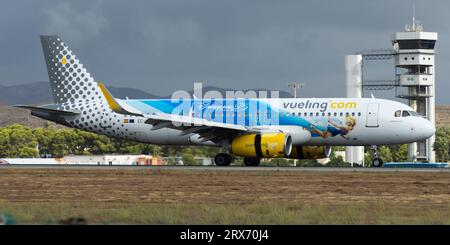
[364,144,408,164]
[1,201,449,225]
[0,124,219,165]
[1,123,449,164]
[433,124,450,162]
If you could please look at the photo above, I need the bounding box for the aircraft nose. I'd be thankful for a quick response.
[419,118,435,139]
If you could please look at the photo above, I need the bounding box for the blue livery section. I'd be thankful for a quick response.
[122,99,358,140]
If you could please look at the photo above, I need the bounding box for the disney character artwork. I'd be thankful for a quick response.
[309,116,356,140]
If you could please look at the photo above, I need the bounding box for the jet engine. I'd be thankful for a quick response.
[231,133,292,158]
[288,145,332,159]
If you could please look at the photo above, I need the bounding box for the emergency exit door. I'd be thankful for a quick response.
[365,103,379,127]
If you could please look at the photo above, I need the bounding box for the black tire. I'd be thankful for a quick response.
[215,153,232,166]
[372,158,383,167]
[244,157,260,167]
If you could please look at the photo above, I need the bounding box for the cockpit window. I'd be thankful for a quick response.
[402,110,411,117]
[395,110,419,117]
[409,110,420,116]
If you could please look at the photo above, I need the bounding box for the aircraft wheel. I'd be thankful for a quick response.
[215,153,232,166]
[244,157,260,167]
[372,158,383,167]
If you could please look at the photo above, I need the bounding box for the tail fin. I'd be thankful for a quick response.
[40,35,103,104]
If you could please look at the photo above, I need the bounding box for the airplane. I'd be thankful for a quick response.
[16,36,435,167]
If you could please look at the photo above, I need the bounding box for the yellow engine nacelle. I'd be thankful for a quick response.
[288,146,332,159]
[231,133,292,158]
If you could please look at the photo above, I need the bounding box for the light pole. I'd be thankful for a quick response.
[287,82,304,167]
[287,82,304,98]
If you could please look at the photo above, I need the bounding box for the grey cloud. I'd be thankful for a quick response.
[0,0,449,103]
[44,0,107,44]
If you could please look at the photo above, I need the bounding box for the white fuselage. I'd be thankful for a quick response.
[58,97,435,147]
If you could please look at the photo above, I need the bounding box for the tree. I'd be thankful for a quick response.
[392,144,408,162]
[181,150,197,165]
[433,136,449,162]
[433,124,450,162]
[262,158,294,167]
[328,154,351,167]
[364,145,393,165]
[0,124,38,158]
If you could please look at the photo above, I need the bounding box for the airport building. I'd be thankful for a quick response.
[0,155,166,165]
[345,16,437,165]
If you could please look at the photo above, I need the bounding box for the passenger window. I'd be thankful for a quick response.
[402,111,411,117]
[304,112,307,117]
[310,112,313,117]
[394,110,401,117]
[340,112,343,116]
[358,112,361,117]
[334,112,337,116]
[316,112,319,116]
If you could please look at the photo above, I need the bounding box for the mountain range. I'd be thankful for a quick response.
[0,82,293,105]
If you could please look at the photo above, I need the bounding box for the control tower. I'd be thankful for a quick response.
[391,17,437,162]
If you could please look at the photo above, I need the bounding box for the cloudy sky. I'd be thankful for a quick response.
[1,0,449,103]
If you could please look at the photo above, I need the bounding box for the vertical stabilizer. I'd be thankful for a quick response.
[40,35,103,104]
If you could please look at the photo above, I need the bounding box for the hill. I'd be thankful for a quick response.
[0,82,293,128]
[0,82,163,105]
[0,82,293,105]
[0,104,61,128]
[436,105,450,125]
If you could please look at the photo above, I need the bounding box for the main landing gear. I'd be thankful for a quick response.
[243,157,260,167]
[371,145,383,167]
[214,153,232,166]
[214,154,261,167]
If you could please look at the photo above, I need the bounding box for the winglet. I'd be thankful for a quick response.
[98,82,122,112]
[98,82,143,116]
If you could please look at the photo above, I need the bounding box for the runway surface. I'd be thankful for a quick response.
[1,164,449,173]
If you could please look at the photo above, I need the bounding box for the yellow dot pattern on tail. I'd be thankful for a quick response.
[61,56,67,65]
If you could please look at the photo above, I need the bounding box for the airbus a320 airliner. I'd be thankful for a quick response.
[17,36,435,167]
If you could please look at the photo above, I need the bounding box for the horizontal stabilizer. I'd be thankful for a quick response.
[14,104,80,115]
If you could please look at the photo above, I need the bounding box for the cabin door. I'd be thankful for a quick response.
[365,103,379,127]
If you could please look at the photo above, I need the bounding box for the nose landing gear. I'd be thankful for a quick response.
[371,145,384,167]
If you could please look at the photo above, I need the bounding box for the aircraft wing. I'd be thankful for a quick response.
[98,82,282,142]
[144,113,247,131]
[143,113,252,143]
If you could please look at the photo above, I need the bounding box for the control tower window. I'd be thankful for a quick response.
[397,39,436,49]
